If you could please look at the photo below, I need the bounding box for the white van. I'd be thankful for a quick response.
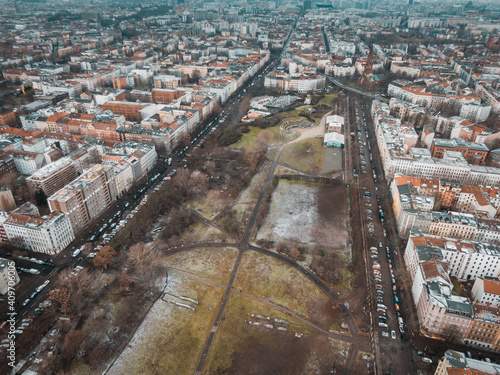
[72,249,82,258]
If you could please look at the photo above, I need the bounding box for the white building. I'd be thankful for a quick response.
[459,103,491,123]
[8,151,45,175]
[471,278,500,307]
[3,203,74,255]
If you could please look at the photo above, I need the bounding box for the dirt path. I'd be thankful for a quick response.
[286,110,332,145]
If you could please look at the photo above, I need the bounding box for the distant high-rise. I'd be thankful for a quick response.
[303,0,312,10]
[408,0,413,4]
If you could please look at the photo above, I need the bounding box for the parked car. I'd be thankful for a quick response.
[391,330,396,339]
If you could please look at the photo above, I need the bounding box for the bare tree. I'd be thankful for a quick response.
[126,242,163,286]
[310,250,344,284]
[173,168,191,195]
[93,246,117,269]
[256,130,272,152]
[188,171,209,197]
[180,132,191,147]
[238,96,251,120]
[49,288,72,315]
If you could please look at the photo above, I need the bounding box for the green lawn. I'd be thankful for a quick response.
[279,138,325,174]
[317,94,338,107]
[231,123,299,150]
[233,251,338,328]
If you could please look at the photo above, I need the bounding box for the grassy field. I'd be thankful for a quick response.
[163,247,238,285]
[317,94,338,107]
[202,293,345,375]
[231,123,299,150]
[107,273,224,375]
[274,164,308,176]
[173,220,231,244]
[279,138,324,174]
[233,251,343,330]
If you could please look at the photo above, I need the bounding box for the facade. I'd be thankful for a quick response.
[48,164,118,235]
[2,202,74,255]
[111,142,157,182]
[460,103,491,123]
[26,157,78,197]
[0,257,20,295]
[8,150,44,175]
[372,100,500,186]
[0,153,16,175]
[471,278,500,307]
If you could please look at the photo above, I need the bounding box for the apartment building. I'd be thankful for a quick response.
[102,101,150,122]
[0,188,16,211]
[26,157,78,197]
[48,164,118,235]
[153,74,187,89]
[151,88,185,105]
[8,150,45,175]
[406,231,500,282]
[464,304,500,351]
[0,153,15,175]
[372,101,500,185]
[111,159,133,197]
[450,121,497,144]
[264,71,326,93]
[2,202,74,255]
[434,350,500,374]
[0,257,19,295]
[390,170,500,241]
[111,142,157,182]
[460,102,492,123]
[404,231,500,344]
[430,138,489,165]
